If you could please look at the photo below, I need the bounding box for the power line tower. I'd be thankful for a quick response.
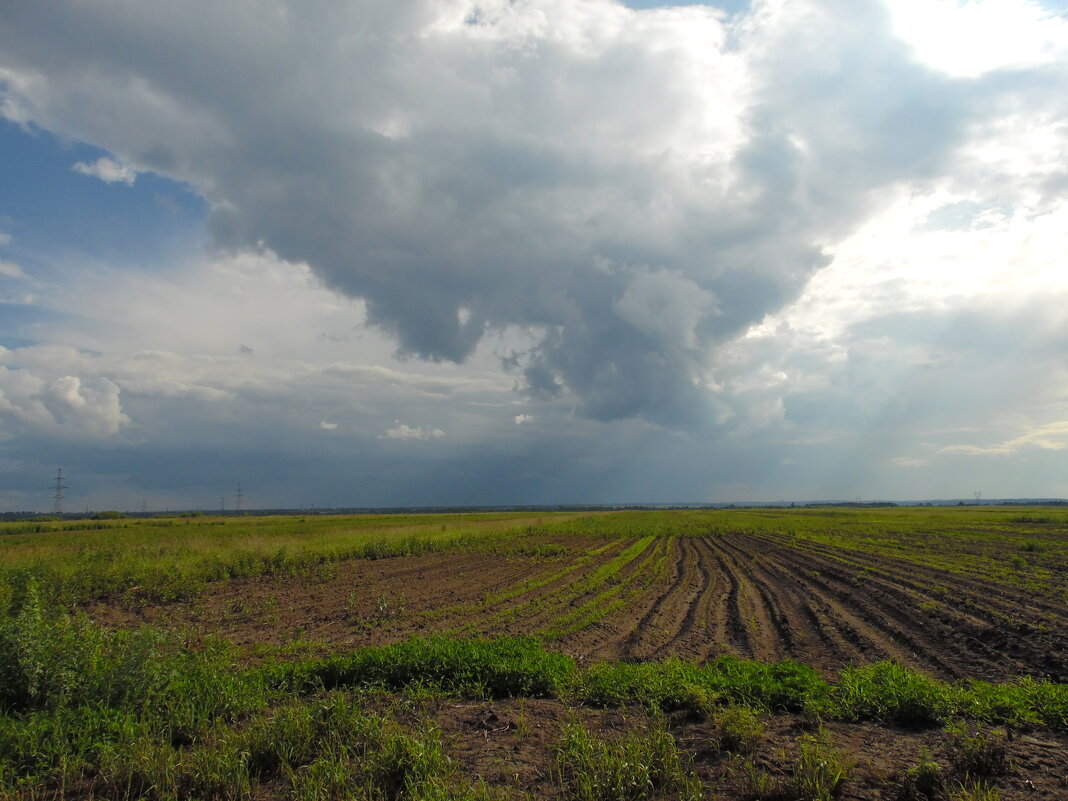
[51,468,67,515]
[234,484,245,515]
[974,491,982,504]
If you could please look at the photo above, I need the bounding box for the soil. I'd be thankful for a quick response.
[89,531,1068,683]
[406,697,1068,800]
[77,529,1068,799]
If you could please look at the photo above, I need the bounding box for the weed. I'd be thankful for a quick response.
[271,635,576,698]
[833,662,951,728]
[714,705,765,754]
[944,724,1011,779]
[898,750,945,801]
[552,721,700,801]
[788,732,853,801]
[948,779,1000,801]
[376,592,407,621]
[732,758,788,801]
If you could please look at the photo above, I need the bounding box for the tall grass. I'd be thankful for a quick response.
[552,721,701,801]
[0,511,594,607]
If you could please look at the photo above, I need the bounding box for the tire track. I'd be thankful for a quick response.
[703,535,782,662]
[708,534,870,674]
[681,536,733,659]
[738,534,997,680]
[764,532,1068,622]
[651,536,716,660]
[617,537,692,660]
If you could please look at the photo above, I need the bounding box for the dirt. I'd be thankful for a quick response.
[88,531,1068,682]
[79,529,1068,798]
[425,697,1068,800]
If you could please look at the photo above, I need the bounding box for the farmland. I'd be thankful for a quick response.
[3,507,1068,800]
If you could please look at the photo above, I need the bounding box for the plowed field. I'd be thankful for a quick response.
[101,519,1068,683]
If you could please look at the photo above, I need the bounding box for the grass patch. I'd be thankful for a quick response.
[552,721,700,801]
[270,635,576,699]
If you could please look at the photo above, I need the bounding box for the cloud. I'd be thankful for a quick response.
[71,156,137,185]
[319,421,338,430]
[0,232,11,246]
[0,365,129,439]
[4,0,1050,427]
[0,0,1066,507]
[380,422,446,441]
[890,456,926,468]
[940,421,1068,456]
[0,261,24,278]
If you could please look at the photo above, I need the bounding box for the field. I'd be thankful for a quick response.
[2,507,1068,800]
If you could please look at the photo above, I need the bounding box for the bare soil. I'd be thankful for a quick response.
[409,697,1068,800]
[89,532,1068,683]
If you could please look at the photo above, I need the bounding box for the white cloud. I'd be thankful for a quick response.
[0,261,24,278]
[380,422,445,441]
[0,366,128,439]
[890,457,926,468]
[319,421,338,430]
[888,0,1068,77]
[71,156,137,185]
[940,421,1068,456]
[0,232,11,246]
[514,414,535,425]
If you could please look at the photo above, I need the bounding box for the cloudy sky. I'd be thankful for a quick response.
[1,0,1067,511]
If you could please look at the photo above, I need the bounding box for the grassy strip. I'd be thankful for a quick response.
[0,512,597,608]
[2,600,1068,795]
[268,636,575,699]
[539,537,671,639]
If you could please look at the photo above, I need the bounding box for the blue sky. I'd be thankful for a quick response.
[1,0,1067,511]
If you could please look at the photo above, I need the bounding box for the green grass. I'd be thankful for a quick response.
[0,511,602,607]
[1,606,1067,797]
[552,721,701,801]
[2,506,1067,798]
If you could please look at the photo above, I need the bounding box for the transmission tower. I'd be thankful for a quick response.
[974,491,982,504]
[51,468,67,515]
[235,484,245,514]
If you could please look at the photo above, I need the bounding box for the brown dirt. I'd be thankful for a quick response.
[420,697,1068,800]
[88,532,1068,682]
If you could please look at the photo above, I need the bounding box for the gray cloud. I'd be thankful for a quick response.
[2,0,1036,427]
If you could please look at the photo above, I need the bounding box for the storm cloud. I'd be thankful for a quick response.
[1,0,1031,426]
[1,0,1067,508]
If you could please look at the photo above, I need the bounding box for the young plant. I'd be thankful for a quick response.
[898,750,945,801]
[552,721,700,801]
[788,732,853,801]
[714,705,766,754]
[945,724,1011,779]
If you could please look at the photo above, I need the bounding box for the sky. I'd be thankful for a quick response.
[1,0,1067,511]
